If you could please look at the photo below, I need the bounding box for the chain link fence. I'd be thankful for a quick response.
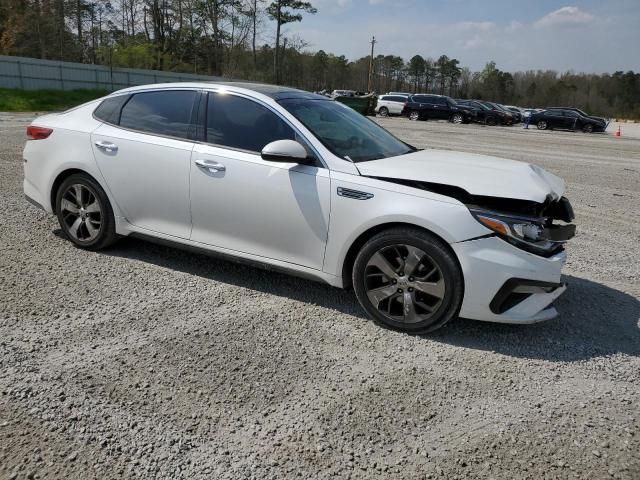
[0,55,223,91]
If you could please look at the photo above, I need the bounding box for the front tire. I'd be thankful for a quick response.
[378,107,389,117]
[582,123,593,133]
[352,228,463,334]
[409,110,421,121]
[451,113,464,124]
[537,120,548,130]
[55,173,117,250]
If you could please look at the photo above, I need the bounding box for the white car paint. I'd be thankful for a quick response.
[23,82,572,325]
[357,149,565,203]
[375,95,408,116]
[190,142,331,270]
[91,122,193,239]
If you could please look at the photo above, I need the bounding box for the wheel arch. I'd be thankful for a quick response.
[340,221,462,290]
[50,168,108,214]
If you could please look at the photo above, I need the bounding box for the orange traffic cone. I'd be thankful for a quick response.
[615,125,621,137]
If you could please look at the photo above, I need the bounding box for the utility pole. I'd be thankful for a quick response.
[367,36,376,93]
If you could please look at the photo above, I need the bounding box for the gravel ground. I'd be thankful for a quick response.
[1,112,639,480]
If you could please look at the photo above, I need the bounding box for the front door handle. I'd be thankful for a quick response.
[195,159,226,173]
[94,140,118,152]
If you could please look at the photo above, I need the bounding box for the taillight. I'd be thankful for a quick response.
[26,126,53,140]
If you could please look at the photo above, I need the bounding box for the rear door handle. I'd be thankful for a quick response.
[94,140,118,152]
[195,159,226,173]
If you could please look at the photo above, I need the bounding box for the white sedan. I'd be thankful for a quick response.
[23,82,575,333]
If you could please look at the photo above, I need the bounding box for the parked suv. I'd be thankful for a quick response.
[375,94,408,117]
[23,82,575,334]
[402,95,476,123]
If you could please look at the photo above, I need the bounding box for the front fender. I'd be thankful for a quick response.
[322,173,488,278]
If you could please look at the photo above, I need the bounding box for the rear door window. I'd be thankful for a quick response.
[94,95,130,125]
[119,90,197,140]
[206,93,295,153]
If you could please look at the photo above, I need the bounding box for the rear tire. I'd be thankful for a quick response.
[55,173,118,251]
[352,227,463,334]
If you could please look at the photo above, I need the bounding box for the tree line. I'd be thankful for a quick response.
[1,0,638,118]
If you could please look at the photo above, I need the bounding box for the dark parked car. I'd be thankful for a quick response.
[530,108,606,133]
[548,107,608,125]
[402,95,476,124]
[455,99,503,126]
[503,105,524,123]
[476,101,515,125]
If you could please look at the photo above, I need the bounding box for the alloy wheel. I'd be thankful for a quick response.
[379,107,389,117]
[60,183,103,242]
[452,113,463,124]
[583,124,593,133]
[537,120,547,130]
[409,111,420,121]
[364,244,445,324]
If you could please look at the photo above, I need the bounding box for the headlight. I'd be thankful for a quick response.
[469,208,564,255]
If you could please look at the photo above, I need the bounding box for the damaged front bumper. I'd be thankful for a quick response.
[452,236,568,324]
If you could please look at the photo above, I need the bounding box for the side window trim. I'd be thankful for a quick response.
[201,90,326,169]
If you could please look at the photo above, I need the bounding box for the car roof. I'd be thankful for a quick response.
[110,81,328,101]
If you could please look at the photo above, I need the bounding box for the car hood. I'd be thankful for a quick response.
[587,116,607,125]
[357,149,565,203]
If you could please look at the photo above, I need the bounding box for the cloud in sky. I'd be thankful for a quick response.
[282,1,639,73]
[534,6,595,27]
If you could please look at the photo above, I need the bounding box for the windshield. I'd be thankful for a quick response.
[278,98,414,163]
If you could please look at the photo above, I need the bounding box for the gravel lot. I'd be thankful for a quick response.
[1,112,639,479]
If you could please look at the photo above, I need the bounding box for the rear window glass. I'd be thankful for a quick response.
[119,90,197,139]
[94,95,130,124]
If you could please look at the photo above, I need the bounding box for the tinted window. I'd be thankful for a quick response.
[94,95,130,124]
[119,90,197,139]
[432,97,446,105]
[379,95,389,101]
[412,96,430,103]
[391,96,407,102]
[279,98,414,163]
[206,93,295,152]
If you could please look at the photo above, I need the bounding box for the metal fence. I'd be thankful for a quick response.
[0,55,223,91]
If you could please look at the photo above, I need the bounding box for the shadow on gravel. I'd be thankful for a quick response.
[95,235,639,363]
[98,235,367,318]
[437,275,640,362]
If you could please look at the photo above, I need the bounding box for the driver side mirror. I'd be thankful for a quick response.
[261,140,313,165]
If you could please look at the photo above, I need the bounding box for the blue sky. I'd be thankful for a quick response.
[282,0,640,73]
